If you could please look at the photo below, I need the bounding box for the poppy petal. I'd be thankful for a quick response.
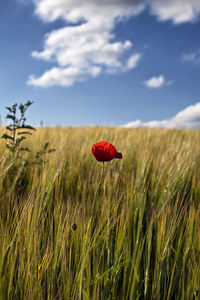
[92,141,122,162]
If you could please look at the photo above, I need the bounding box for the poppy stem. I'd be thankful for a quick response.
[92,161,105,213]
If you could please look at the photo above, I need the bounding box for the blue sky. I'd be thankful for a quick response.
[0,0,200,128]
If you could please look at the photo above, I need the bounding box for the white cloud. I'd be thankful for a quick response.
[143,75,165,89]
[149,0,200,24]
[125,53,142,70]
[28,66,101,87]
[122,103,200,129]
[182,49,200,64]
[28,0,144,87]
[32,0,200,25]
[28,0,200,87]
[32,0,145,23]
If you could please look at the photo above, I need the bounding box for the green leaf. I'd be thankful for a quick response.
[43,142,49,151]
[47,149,56,153]
[18,147,31,152]
[11,103,17,114]
[25,100,34,108]
[6,114,16,122]
[5,106,12,113]
[6,143,15,152]
[19,104,25,114]
[15,136,26,145]
[6,126,12,131]
[36,151,42,159]
[18,131,32,135]
[20,124,36,131]
[1,133,14,141]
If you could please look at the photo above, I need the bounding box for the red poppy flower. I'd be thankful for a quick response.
[92,141,122,162]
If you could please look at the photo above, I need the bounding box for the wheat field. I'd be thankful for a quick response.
[0,127,200,299]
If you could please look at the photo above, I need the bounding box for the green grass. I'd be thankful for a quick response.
[0,127,200,299]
